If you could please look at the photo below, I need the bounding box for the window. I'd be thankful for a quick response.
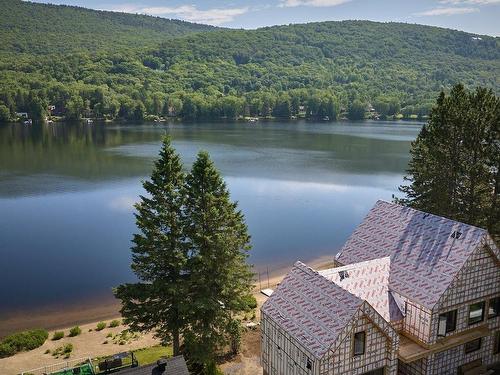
[362,369,385,375]
[353,331,366,356]
[438,310,457,336]
[339,270,349,281]
[488,297,500,319]
[464,338,482,354]
[494,331,500,355]
[468,302,485,325]
[306,358,312,370]
[450,230,462,239]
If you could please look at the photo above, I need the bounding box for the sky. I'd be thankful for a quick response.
[28,0,500,36]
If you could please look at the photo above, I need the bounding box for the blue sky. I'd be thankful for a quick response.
[29,0,500,35]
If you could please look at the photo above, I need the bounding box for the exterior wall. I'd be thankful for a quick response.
[261,311,318,375]
[399,242,500,375]
[395,292,432,344]
[391,320,403,332]
[319,303,399,375]
[398,357,430,375]
[429,331,500,375]
[431,243,500,360]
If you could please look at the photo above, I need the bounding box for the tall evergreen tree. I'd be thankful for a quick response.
[397,84,500,239]
[183,151,253,371]
[114,136,187,355]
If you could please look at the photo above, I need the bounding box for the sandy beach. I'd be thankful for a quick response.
[0,255,335,375]
[0,254,335,337]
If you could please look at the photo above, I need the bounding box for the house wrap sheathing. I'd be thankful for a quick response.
[261,200,500,375]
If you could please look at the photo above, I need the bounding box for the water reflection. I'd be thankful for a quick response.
[0,120,421,315]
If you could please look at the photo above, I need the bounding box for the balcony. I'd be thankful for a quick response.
[398,325,490,363]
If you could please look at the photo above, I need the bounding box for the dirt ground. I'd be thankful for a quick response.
[220,328,262,375]
[0,319,160,375]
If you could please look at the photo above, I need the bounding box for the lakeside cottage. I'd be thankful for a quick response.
[261,200,500,375]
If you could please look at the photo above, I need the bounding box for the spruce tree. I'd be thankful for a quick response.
[114,136,187,355]
[183,151,253,371]
[397,84,499,239]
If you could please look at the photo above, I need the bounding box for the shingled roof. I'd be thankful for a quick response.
[335,200,492,310]
[319,257,403,322]
[117,356,189,375]
[261,261,363,359]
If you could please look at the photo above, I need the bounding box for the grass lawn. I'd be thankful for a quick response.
[133,345,172,365]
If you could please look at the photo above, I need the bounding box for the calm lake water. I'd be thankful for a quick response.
[0,120,421,317]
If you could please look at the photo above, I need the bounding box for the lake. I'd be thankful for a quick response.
[0,120,421,331]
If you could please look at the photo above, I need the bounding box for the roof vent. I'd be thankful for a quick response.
[450,231,462,239]
[339,270,349,281]
[157,358,167,372]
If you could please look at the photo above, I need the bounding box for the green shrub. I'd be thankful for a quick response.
[52,331,64,340]
[0,329,48,358]
[241,295,257,311]
[68,326,81,337]
[109,319,121,328]
[0,343,15,358]
[44,349,51,354]
[96,322,106,331]
[63,343,73,353]
[106,332,113,338]
[51,343,73,358]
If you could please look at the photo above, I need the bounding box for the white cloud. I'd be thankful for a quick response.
[280,0,351,8]
[109,195,138,212]
[416,0,498,17]
[439,0,499,4]
[416,6,479,15]
[102,4,249,25]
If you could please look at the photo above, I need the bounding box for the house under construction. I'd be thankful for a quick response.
[261,200,500,375]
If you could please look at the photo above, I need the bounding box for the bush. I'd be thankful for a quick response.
[106,332,113,338]
[96,322,106,331]
[52,343,74,358]
[68,326,81,337]
[52,331,64,340]
[241,295,257,311]
[109,319,121,328]
[0,343,15,358]
[0,329,48,358]
[63,343,73,353]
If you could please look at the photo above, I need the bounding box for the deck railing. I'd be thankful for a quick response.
[20,356,93,375]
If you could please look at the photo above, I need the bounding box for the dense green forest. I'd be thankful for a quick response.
[0,0,498,123]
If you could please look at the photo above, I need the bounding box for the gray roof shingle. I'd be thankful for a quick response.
[335,200,490,309]
[261,261,363,359]
[116,356,189,375]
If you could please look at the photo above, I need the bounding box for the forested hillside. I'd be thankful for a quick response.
[0,0,215,53]
[0,1,498,122]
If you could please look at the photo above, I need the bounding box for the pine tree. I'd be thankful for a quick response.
[182,151,253,371]
[114,136,187,355]
[397,84,500,239]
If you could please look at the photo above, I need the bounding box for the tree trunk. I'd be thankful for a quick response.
[173,327,180,356]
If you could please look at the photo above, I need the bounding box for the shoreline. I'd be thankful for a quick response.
[0,254,335,338]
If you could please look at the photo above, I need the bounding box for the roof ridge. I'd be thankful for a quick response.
[375,200,488,233]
